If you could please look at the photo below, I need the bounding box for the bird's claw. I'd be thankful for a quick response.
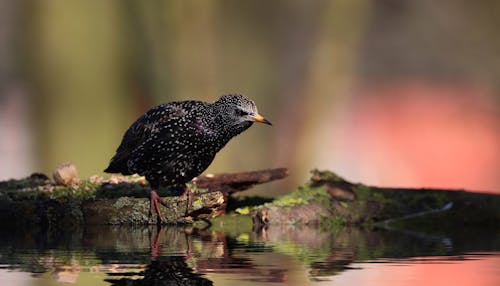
[150,190,167,224]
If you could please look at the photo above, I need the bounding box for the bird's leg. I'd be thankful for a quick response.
[179,186,193,216]
[149,225,165,260]
[150,189,168,224]
[184,232,193,260]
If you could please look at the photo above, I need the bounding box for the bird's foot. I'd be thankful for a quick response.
[149,225,165,259]
[150,190,167,224]
[179,187,193,216]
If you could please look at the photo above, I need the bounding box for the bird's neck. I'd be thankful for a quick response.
[206,107,253,146]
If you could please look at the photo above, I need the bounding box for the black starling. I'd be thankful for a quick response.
[104,94,271,222]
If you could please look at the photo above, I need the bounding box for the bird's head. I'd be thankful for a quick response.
[214,94,272,130]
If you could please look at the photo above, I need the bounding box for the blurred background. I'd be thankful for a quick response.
[0,0,499,195]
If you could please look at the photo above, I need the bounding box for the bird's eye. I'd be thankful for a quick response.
[236,109,248,116]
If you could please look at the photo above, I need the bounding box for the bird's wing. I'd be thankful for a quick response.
[105,101,202,174]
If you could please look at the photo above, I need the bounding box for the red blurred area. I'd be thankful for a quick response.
[345,80,500,192]
[334,254,500,286]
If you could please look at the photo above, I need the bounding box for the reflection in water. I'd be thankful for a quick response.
[107,257,212,286]
[0,224,498,285]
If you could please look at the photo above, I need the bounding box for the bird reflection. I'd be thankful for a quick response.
[106,257,212,286]
[104,225,288,285]
[2,224,497,285]
[105,225,211,286]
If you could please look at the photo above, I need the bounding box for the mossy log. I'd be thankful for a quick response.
[250,170,500,232]
[0,168,288,227]
[3,167,499,231]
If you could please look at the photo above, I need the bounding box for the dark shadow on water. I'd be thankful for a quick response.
[106,257,213,286]
[0,224,498,284]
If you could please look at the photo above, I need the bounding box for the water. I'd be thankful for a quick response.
[0,225,498,285]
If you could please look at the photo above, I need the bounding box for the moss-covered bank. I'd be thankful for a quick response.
[249,170,500,232]
[0,173,224,227]
[1,169,499,232]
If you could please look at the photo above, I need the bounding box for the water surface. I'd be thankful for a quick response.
[0,225,498,285]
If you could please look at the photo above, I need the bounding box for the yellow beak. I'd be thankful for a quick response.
[251,114,272,126]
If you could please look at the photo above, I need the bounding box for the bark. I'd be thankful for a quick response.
[251,170,500,232]
[0,168,288,226]
[194,168,289,193]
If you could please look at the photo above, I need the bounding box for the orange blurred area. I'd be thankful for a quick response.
[341,81,500,192]
[332,254,500,286]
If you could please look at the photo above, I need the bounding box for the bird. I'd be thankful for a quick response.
[104,94,271,223]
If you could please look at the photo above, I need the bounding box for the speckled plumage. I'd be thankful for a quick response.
[104,94,270,190]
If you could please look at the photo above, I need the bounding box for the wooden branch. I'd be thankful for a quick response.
[194,168,289,194]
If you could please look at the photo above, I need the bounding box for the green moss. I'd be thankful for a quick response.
[107,197,150,225]
[351,184,372,199]
[267,185,331,207]
[321,214,347,229]
[226,185,332,218]
[234,206,250,215]
[0,174,49,190]
[339,201,349,208]
[192,197,204,210]
[50,181,98,202]
[195,214,254,234]
[272,239,331,264]
[310,169,347,183]
[0,180,98,203]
